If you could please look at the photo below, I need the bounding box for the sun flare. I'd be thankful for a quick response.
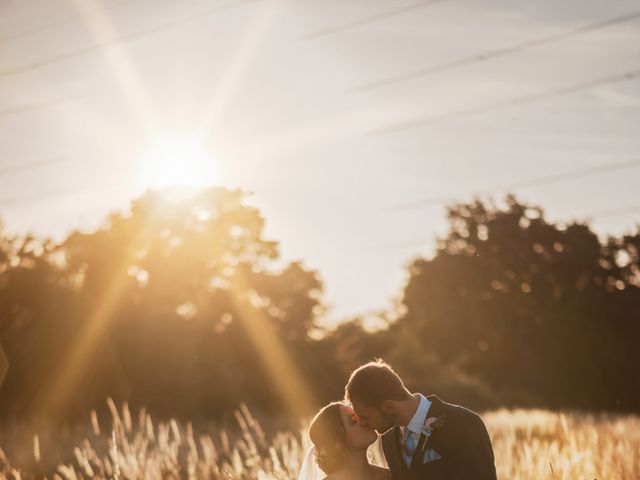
[138,135,219,190]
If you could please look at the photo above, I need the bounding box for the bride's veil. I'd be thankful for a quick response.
[298,446,324,480]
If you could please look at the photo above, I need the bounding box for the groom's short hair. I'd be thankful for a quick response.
[345,359,410,406]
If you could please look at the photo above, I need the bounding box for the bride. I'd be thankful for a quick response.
[299,401,391,480]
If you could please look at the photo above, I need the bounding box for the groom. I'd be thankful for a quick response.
[346,360,497,480]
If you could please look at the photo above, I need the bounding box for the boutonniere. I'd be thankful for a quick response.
[419,415,446,464]
[422,415,446,436]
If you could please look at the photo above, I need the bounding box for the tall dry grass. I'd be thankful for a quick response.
[0,400,638,479]
[486,409,640,479]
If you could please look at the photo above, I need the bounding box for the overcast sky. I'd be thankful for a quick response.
[1,0,639,324]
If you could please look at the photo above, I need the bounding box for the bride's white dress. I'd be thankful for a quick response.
[298,446,325,480]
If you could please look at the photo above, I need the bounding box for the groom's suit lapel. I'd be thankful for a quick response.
[420,394,446,453]
[409,432,428,475]
[383,395,453,480]
[408,395,449,478]
[381,427,409,480]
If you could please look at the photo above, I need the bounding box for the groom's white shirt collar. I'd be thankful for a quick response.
[405,393,432,435]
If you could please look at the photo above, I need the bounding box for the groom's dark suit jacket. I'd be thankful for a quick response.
[381,395,497,480]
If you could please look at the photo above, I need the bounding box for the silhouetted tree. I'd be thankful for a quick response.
[1,193,638,422]
[0,188,324,422]
[390,196,640,410]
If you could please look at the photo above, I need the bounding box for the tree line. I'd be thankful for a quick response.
[0,188,638,424]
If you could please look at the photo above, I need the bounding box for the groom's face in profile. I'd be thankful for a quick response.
[351,399,395,434]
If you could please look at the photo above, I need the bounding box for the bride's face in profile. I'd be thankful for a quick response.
[340,403,378,449]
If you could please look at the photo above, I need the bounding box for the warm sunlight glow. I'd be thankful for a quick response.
[138,135,219,189]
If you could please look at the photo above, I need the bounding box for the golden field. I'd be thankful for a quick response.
[0,400,638,480]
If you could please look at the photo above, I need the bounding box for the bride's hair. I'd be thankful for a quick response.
[308,402,348,474]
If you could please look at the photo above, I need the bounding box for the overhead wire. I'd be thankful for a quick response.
[389,158,640,211]
[351,9,640,92]
[0,1,637,219]
[302,0,449,39]
[0,0,261,79]
[371,68,640,135]
[378,204,640,251]
[0,0,140,44]
[0,156,75,176]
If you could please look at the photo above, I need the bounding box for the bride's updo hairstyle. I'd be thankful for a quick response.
[308,402,348,474]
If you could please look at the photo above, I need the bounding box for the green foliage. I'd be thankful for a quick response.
[0,191,638,423]
[389,196,640,410]
[0,188,324,422]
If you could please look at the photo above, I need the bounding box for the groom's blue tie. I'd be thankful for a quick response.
[403,428,420,466]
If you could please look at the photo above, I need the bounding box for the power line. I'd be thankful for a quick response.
[0,95,86,119]
[352,10,640,92]
[378,204,640,251]
[0,181,133,207]
[0,0,244,117]
[0,185,90,206]
[0,0,260,80]
[371,68,640,135]
[0,0,239,45]
[0,0,259,121]
[302,0,448,39]
[0,156,74,176]
[390,158,640,211]
[585,204,640,220]
[0,0,138,44]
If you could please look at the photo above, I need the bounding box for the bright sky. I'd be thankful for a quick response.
[1,0,639,324]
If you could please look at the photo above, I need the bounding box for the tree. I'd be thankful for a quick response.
[391,196,640,410]
[0,187,325,422]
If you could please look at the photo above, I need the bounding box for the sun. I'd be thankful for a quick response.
[137,135,219,190]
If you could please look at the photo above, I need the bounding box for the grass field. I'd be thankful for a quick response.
[0,400,638,479]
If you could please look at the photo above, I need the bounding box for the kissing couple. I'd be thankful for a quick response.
[298,360,497,480]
